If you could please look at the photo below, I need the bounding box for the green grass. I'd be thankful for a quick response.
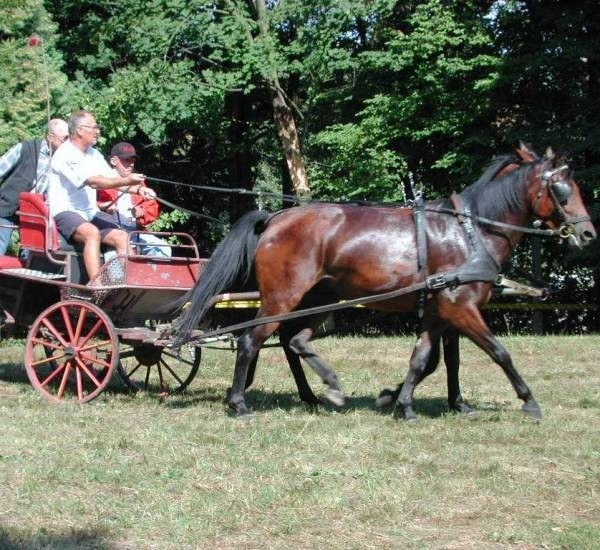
[0,335,599,549]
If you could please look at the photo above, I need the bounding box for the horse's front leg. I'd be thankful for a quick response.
[442,328,473,414]
[395,324,445,422]
[375,335,441,408]
[450,306,542,420]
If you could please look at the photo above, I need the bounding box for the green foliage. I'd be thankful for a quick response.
[0,0,71,151]
[352,0,501,190]
[147,209,190,233]
[309,117,406,202]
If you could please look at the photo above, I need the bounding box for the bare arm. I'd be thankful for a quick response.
[86,173,156,199]
[86,173,144,190]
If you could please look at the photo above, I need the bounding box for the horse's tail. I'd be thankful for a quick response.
[171,210,270,345]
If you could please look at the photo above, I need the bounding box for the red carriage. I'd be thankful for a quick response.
[0,191,218,403]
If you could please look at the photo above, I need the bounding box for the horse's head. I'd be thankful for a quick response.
[529,149,596,249]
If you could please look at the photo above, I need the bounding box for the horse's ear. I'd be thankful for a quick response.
[545,146,555,160]
[516,141,537,162]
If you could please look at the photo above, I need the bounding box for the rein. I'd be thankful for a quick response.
[146,171,586,242]
[426,206,559,238]
[145,176,305,205]
[154,196,225,225]
[427,199,590,244]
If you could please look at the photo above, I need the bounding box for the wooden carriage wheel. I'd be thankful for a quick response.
[24,300,119,403]
[117,343,200,395]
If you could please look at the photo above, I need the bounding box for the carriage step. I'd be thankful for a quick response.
[1,268,66,280]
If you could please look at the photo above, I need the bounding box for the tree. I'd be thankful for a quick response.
[307,0,500,200]
[0,0,70,150]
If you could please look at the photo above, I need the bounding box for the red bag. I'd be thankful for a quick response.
[97,184,160,228]
[132,194,160,228]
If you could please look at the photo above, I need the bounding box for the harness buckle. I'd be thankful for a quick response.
[426,273,448,290]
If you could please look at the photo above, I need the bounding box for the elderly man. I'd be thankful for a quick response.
[48,110,156,282]
[0,118,68,255]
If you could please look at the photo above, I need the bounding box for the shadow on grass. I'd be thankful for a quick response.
[0,526,112,549]
[0,361,135,399]
[164,385,456,419]
[0,361,28,385]
[0,360,500,420]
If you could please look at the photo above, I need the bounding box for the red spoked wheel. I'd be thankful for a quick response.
[24,300,119,403]
[117,343,200,395]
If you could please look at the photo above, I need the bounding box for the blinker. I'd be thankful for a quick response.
[549,180,572,205]
[542,164,572,206]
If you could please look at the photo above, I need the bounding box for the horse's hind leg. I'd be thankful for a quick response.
[279,324,321,406]
[240,319,335,408]
[241,327,321,406]
[287,327,345,407]
[281,344,321,405]
[443,328,473,414]
[244,353,259,390]
[229,325,276,417]
[449,306,542,420]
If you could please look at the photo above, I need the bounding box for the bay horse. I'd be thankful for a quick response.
[375,142,541,411]
[172,148,596,421]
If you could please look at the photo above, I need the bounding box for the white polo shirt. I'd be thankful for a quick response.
[109,168,135,218]
[48,140,113,220]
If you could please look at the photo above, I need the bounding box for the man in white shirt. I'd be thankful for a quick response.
[48,110,156,282]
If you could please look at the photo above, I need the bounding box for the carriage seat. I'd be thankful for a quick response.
[0,255,24,269]
[17,192,63,253]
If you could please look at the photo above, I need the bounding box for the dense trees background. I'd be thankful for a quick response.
[2,0,600,331]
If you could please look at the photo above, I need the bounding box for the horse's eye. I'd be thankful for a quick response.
[550,180,572,205]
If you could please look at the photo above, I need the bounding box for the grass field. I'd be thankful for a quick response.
[0,334,599,549]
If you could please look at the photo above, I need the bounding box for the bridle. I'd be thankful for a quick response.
[533,163,591,243]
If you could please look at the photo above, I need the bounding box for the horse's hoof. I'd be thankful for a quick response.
[452,400,475,415]
[229,400,254,419]
[375,388,397,408]
[299,393,321,406]
[522,399,543,421]
[231,407,255,421]
[324,389,345,407]
[393,406,418,423]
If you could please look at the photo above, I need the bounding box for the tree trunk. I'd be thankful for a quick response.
[254,0,310,195]
[271,88,310,194]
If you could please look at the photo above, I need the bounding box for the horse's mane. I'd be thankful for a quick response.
[460,154,536,220]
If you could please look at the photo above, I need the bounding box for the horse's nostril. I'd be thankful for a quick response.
[582,230,596,243]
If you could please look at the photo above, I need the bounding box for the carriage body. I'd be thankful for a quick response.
[0,192,212,403]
